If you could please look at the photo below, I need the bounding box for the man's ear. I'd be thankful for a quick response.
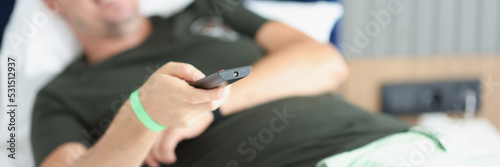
[43,0,64,15]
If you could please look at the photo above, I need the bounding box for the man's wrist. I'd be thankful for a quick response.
[130,89,167,132]
[114,101,161,137]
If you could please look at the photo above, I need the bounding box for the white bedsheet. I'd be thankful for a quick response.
[418,113,500,154]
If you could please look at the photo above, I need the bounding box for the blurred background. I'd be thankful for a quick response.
[340,0,499,56]
[336,0,500,128]
[333,0,500,151]
[336,0,500,158]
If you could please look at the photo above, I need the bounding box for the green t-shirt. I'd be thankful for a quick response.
[31,1,410,166]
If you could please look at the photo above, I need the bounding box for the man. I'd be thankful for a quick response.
[32,0,411,166]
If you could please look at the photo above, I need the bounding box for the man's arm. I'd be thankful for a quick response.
[220,21,349,115]
[38,101,163,167]
[37,62,230,167]
[55,102,161,167]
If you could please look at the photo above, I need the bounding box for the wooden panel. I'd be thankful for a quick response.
[341,0,500,56]
[393,0,412,56]
[480,0,499,52]
[459,0,479,53]
[371,0,388,56]
[416,0,435,55]
[341,55,500,129]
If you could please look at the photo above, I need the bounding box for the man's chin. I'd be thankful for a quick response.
[102,14,143,37]
[102,11,138,24]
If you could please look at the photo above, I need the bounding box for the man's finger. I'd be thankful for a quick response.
[179,86,227,104]
[144,154,160,167]
[160,62,205,83]
[155,130,182,165]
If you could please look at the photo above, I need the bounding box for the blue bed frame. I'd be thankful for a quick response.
[0,0,16,50]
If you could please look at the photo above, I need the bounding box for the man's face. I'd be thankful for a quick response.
[50,0,142,37]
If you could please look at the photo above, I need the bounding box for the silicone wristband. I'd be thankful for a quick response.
[130,89,167,132]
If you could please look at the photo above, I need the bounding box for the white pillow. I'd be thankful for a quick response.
[245,1,343,43]
[0,1,342,166]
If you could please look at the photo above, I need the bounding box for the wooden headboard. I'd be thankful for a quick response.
[340,54,500,129]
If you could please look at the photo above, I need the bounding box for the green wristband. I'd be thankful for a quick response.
[130,89,167,132]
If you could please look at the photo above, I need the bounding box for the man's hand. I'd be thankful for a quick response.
[143,112,215,167]
[140,62,230,128]
[41,62,231,167]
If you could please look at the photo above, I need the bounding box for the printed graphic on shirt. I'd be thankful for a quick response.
[190,16,240,42]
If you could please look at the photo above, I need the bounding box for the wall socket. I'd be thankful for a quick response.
[381,79,481,114]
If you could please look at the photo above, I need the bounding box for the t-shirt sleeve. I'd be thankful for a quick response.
[31,90,90,166]
[193,0,269,37]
